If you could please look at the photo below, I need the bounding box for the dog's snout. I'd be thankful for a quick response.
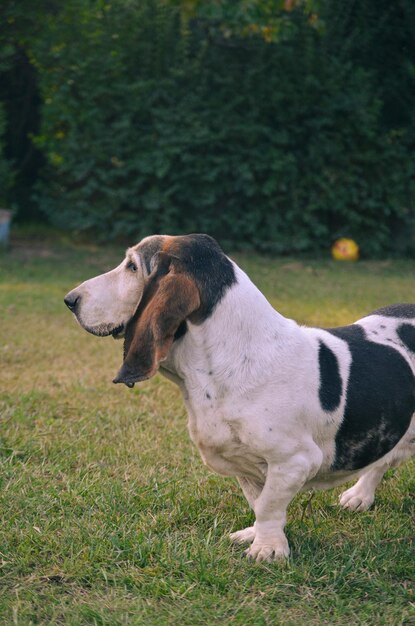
[64,291,80,312]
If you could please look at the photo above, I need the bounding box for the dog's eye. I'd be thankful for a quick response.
[126,261,137,272]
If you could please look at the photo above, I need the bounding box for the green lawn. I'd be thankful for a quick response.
[0,233,414,625]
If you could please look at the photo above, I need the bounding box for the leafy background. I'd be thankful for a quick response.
[1,0,415,255]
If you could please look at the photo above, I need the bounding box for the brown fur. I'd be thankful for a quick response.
[114,254,200,385]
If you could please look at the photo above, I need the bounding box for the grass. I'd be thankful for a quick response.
[0,232,414,625]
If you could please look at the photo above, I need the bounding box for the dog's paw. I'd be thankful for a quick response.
[339,486,374,512]
[229,526,256,545]
[244,537,289,562]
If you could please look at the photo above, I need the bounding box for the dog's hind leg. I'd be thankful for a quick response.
[340,423,415,512]
[339,463,387,511]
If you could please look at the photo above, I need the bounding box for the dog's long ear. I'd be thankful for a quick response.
[113,255,200,387]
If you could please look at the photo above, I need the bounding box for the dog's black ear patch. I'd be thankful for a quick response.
[327,324,415,471]
[167,234,236,321]
[318,341,342,412]
[397,323,415,353]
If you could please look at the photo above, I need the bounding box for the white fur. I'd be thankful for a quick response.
[67,246,415,562]
[65,248,145,336]
[162,264,415,560]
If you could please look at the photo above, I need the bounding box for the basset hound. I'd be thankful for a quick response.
[65,234,415,562]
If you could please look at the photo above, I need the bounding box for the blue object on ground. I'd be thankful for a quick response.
[0,210,12,245]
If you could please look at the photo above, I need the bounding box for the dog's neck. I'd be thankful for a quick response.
[162,263,302,394]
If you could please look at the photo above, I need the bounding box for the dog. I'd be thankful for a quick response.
[64,233,415,562]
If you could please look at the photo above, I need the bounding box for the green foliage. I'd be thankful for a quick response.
[3,0,415,254]
[0,102,14,205]
[322,0,415,129]
[0,0,56,215]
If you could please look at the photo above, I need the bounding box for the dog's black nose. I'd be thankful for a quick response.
[64,293,80,311]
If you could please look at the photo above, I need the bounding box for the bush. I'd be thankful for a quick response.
[31,1,415,255]
[0,102,14,207]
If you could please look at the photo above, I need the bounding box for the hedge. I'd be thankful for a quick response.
[2,1,415,255]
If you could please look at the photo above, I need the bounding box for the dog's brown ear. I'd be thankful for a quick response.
[113,260,200,387]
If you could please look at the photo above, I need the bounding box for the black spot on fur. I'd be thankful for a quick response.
[318,341,342,412]
[326,324,415,471]
[174,321,187,341]
[205,392,211,400]
[371,303,415,319]
[134,234,235,332]
[397,323,415,353]
[170,234,236,321]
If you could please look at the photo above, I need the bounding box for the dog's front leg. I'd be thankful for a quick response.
[245,450,321,562]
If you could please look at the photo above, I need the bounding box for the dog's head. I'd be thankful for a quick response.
[113,251,200,386]
[64,234,235,386]
[64,235,172,339]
